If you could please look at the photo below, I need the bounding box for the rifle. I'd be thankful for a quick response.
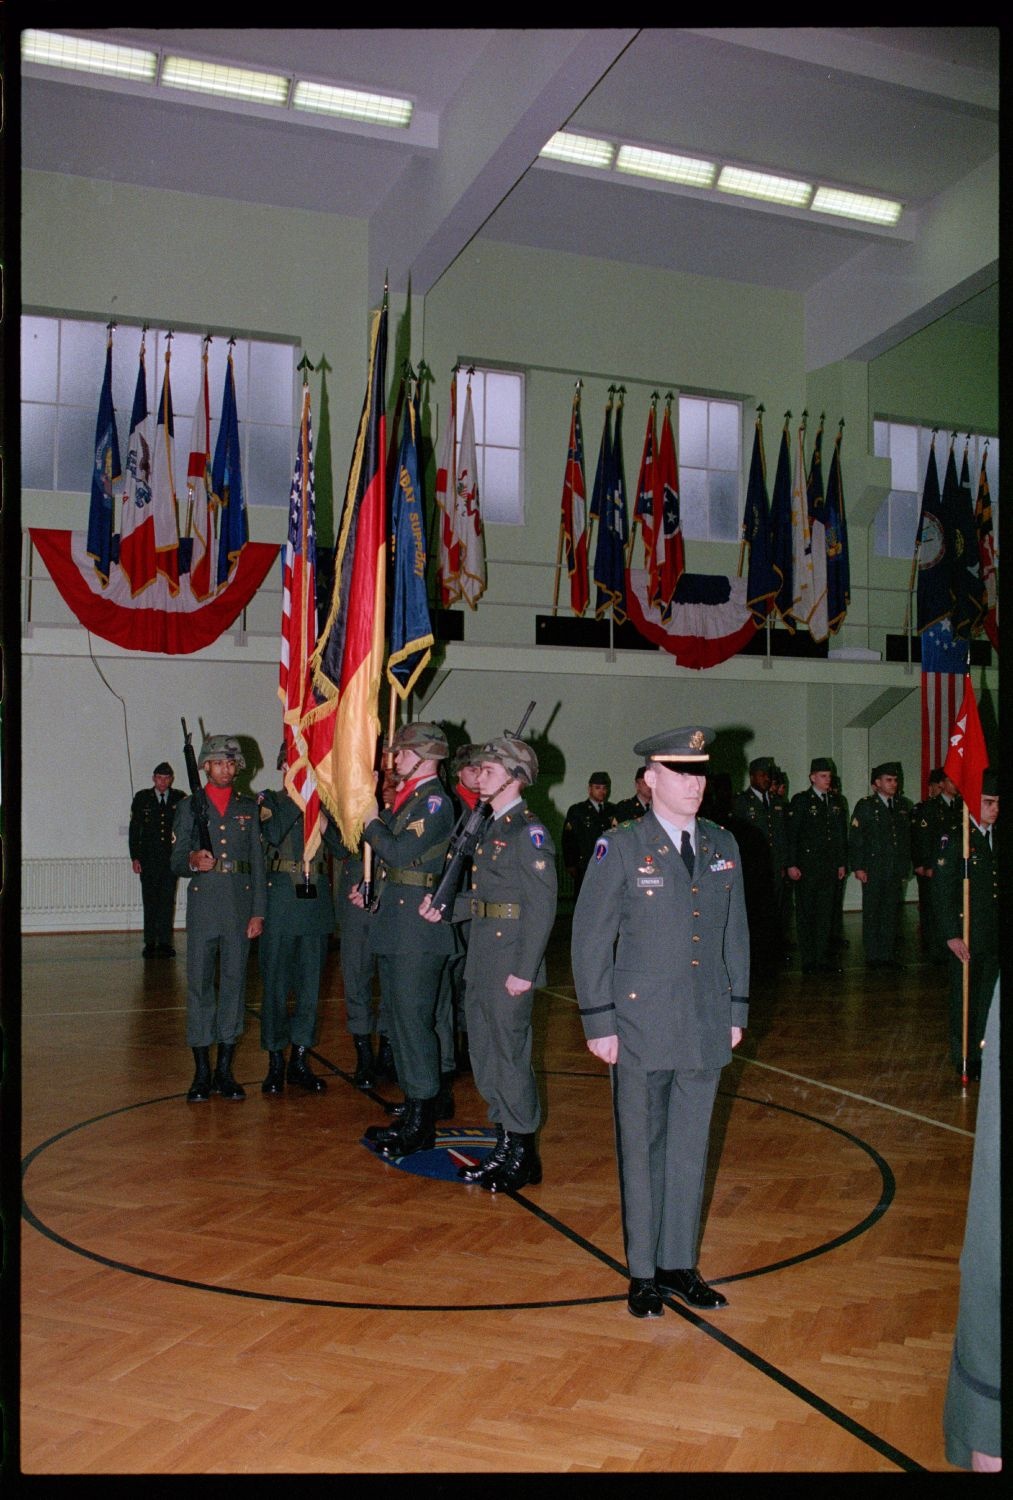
[180,718,214,855]
[427,701,537,921]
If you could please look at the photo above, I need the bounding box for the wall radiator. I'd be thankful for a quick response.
[21,858,184,934]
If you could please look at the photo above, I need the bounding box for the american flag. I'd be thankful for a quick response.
[560,386,589,616]
[279,383,322,863]
[920,617,969,801]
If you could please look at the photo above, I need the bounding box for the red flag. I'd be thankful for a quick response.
[307,301,388,850]
[279,382,323,863]
[559,386,589,616]
[655,400,685,614]
[632,400,659,603]
[943,675,989,823]
[434,378,460,606]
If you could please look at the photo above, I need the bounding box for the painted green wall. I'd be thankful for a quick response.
[868,314,998,435]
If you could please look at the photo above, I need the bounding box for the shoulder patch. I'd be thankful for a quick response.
[427,794,443,814]
[528,825,547,848]
[594,836,609,862]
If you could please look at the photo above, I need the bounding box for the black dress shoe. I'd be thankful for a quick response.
[655,1267,728,1309]
[142,944,156,958]
[158,943,176,957]
[627,1278,664,1319]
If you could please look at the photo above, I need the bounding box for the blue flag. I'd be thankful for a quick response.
[741,414,776,624]
[947,442,986,639]
[915,437,948,633]
[86,336,122,586]
[211,353,248,587]
[769,418,794,626]
[593,392,629,622]
[387,392,435,699]
[823,424,850,636]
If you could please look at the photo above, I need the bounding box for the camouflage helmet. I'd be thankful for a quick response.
[389,720,448,760]
[199,734,245,769]
[450,742,483,779]
[477,735,539,787]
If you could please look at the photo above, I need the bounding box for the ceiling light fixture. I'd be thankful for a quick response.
[540,131,615,169]
[717,165,812,208]
[811,186,903,226]
[616,144,716,188]
[292,80,413,128]
[160,56,290,107]
[21,29,157,83]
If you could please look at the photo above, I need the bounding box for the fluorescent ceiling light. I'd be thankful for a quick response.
[616,144,716,188]
[22,29,157,82]
[811,186,902,226]
[292,80,413,128]
[540,131,615,169]
[161,56,290,107]
[717,165,811,207]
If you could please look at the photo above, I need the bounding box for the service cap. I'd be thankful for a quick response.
[199,734,245,768]
[982,767,998,797]
[153,761,174,777]
[810,757,834,774]
[477,736,539,786]
[749,756,775,774]
[633,726,713,770]
[588,771,611,787]
[928,767,946,785]
[872,761,901,781]
[389,721,448,760]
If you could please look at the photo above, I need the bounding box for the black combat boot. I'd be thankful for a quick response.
[288,1045,327,1093]
[211,1043,246,1101]
[374,1035,397,1083]
[458,1124,509,1183]
[481,1132,543,1192]
[365,1107,407,1144]
[352,1034,375,1088]
[384,1071,455,1121]
[378,1096,437,1160]
[186,1046,212,1102]
[262,1050,286,1096]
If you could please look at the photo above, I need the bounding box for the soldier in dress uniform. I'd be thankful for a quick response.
[339,765,399,1090]
[847,761,913,970]
[731,755,789,974]
[562,773,618,896]
[572,726,748,1319]
[257,746,346,1096]
[612,766,652,823]
[170,735,266,1102]
[422,734,557,1192]
[931,769,998,1078]
[352,722,456,1159]
[786,757,849,975]
[912,769,962,961]
[129,761,186,956]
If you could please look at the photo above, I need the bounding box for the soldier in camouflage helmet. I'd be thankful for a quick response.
[170,733,266,1102]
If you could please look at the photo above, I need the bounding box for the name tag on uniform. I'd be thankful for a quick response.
[637,875,664,888]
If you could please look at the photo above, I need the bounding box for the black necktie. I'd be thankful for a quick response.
[887,797,894,812]
[680,830,694,875]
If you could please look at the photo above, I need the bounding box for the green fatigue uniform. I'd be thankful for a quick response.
[454,803,557,1135]
[848,790,913,965]
[562,795,618,895]
[931,821,998,1070]
[364,777,456,1101]
[170,787,267,1048]
[911,793,962,959]
[129,782,186,950]
[257,789,343,1052]
[944,986,1000,1467]
[572,809,749,1279]
[336,850,383,1039]
[786,785,849,973]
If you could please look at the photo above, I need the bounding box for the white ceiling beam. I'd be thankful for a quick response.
[804,154,998,368]
[368,29,638,302]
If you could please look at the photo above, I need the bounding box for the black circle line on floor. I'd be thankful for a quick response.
[20,1088,918,1472]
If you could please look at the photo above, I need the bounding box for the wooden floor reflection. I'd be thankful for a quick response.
[19,909,978,1474]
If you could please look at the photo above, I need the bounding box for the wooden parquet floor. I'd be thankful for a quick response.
[14,910,981,1474]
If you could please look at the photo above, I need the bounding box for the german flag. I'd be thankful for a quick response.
[307,298,388,850]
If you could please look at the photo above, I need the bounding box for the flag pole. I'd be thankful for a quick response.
[959,800,971,1087]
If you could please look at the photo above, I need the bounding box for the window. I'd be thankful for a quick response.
[873,419,999,559]
[677,395,741,542]
[20,316,299,507]
[453,366,524,525]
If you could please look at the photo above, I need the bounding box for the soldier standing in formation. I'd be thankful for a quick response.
[170,735,266,1102]
[731,755,789,975]
[562,772,617,896]
[257,747,345,1096]
[612,766,652,823]
[129,761,186,957]
[572,726,748,1319]
[912,769,963,962]
[786,757,848,975]
[354,722,456,1159]
[847,761,913,970]
[931,769,998,1079]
